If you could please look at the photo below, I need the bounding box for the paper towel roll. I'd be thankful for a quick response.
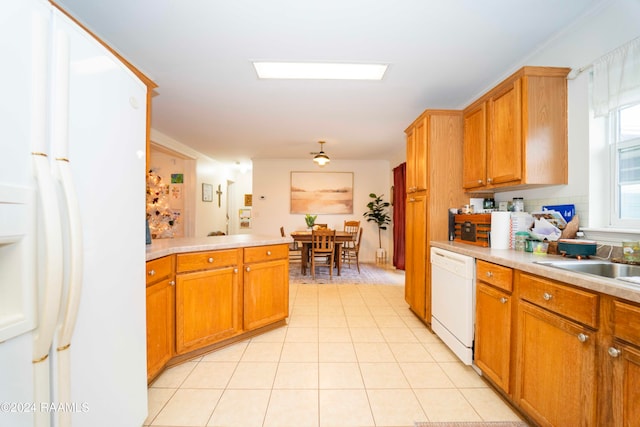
[491,212,511,249]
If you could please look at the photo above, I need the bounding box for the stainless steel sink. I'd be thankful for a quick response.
[535,259,640,280]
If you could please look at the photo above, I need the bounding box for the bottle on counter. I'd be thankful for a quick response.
[512,197,524,212]
[515,231,529,251]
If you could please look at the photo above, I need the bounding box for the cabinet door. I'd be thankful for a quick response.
[516,301,597,426]
[610,341,640,426]
[244,258,289,331]
[475,282,511,393]
[406,117,427,193]
[405,195,427,320]
[487,79,522,186]
[176,267,241,354]
[462,102,487,189]
[146,278,175,382]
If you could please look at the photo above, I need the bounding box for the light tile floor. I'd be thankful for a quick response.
[145,278,524,427]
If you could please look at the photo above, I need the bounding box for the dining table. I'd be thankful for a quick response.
[290,230,356,276]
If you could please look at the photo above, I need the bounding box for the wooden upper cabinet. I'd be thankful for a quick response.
[463,66,570,191]
[405,114,428,194]
[487,78,522,186]
[462,102,487,189]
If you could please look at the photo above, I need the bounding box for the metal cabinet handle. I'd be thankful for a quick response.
[234,268,238,274]
[608,347,621,357]
[409,198,416,202]
[169,280,175,286]
[267,251,272,256]
[577,333,589,343]
[486,271,493,278]
[148,269,155,276]
[543,292,553,301]
[499,297,508,304]
[477,180,483,185]
[208,257,214,263]
[246,267,251,272]
[487,178,493,183]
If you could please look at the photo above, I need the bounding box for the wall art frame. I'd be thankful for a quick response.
[290,171,353,214]
[202,183,213,202]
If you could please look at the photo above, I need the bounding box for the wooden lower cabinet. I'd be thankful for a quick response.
[515,301,597,426]
[405,195,427,320]
[607,299,640,426]
[243,257,289,331]
[146,276,175,381]
[146,256,175,382]
[175,266,241,354]
[610,341,640,426]
[475,281,512,393]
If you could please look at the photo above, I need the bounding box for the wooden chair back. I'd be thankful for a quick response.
[311,228,335,254]
[344,220,360,234]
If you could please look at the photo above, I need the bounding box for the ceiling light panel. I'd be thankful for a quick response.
[252,62,388,80]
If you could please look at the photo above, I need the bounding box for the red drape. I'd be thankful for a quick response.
[392,163,406,270]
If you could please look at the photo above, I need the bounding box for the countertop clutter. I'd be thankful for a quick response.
[431,240,640,304]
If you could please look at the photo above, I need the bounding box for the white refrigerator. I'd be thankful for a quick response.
[0,0,148,426]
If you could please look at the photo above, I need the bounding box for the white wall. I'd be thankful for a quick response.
[251,158,392,263]
[476,0,640,228]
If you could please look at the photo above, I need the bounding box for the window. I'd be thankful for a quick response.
[610,103,640,227]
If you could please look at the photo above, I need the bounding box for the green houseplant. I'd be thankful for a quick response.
[363,193,391,259]
[304,214,317,229]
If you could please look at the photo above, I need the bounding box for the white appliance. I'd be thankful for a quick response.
[0,1,148,426]
[430,247,476,365]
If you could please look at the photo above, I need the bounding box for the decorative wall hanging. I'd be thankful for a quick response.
[202,183,213,202]
[290,171,353,214]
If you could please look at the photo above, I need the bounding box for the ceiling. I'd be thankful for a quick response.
[56,0,602,165]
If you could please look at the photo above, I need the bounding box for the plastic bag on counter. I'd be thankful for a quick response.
[529,216,562,242]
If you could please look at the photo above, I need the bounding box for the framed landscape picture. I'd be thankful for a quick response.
[290,172,353,214]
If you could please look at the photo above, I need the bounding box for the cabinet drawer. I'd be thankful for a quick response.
[146,256,173,286]
[613,300,640,346]
[176,249,240,273]
[518,272,599,328]
[476,260,513,292]
[244,244,288,263]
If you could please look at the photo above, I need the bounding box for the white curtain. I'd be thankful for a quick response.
[592,36,640,117]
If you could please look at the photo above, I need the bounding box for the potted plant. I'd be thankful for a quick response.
[304,214,317,229]
[363,193,391,262]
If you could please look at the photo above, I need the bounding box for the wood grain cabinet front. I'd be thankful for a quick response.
[243,245,289,331]
[146,256,175,382]
[463,66,570,191]
[474,261,513,394]
[515,272,598,427]
[404,110,467,324]
[175,248,242,354]
[605,299,640,426]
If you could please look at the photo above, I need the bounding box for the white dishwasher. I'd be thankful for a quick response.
[430,247,476,365]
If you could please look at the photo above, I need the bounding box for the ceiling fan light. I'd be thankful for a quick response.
[312,141,330,166]
[313,152,330,166]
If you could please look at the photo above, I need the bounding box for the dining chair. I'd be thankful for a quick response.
[342,220,359,262]
[280,226,302,263]
[310,228,336,279]
[342,227,363,272]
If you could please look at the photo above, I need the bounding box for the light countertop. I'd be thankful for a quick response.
[431,240,640,304]
[146,234,292,261]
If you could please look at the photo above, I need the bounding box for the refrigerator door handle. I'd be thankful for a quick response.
[52,26,84,350]
[31,12,64,427]
[51,25,84,427]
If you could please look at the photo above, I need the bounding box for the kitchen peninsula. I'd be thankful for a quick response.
[431,240,640,427]
[145,234,291,382]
